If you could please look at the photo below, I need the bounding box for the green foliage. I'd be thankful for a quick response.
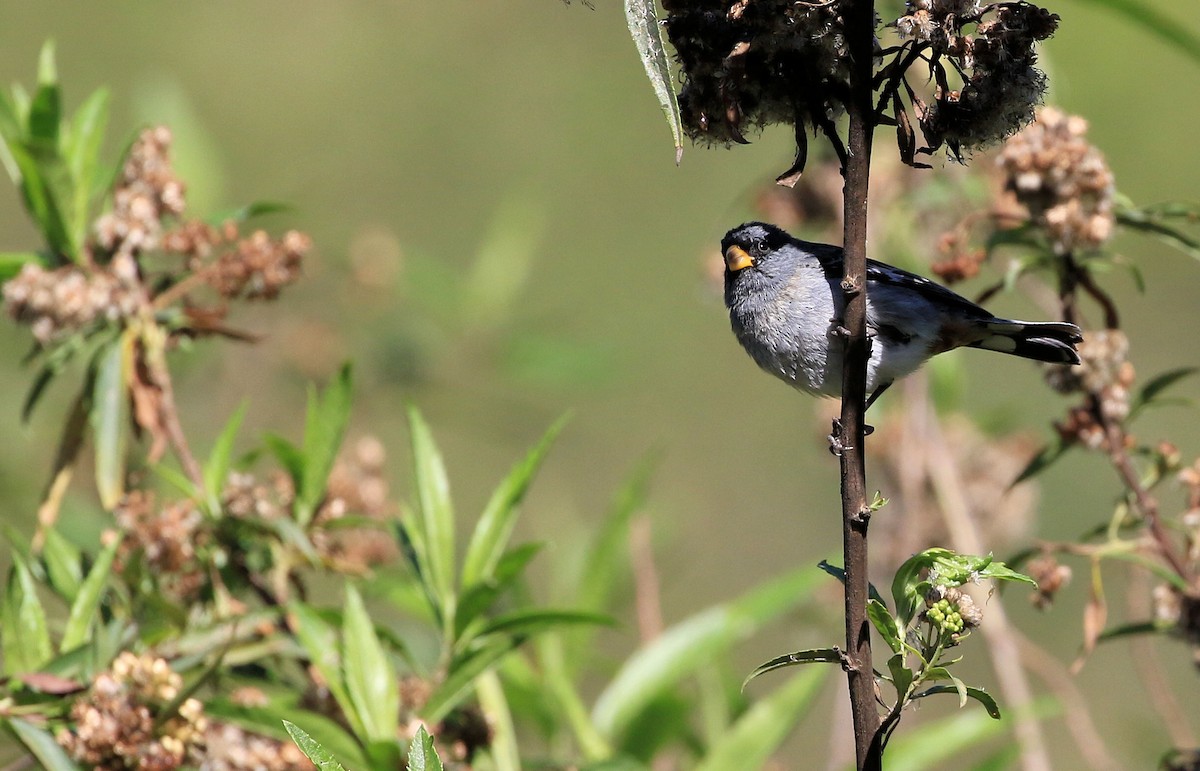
[0,41,110,264]
[284,720,351,771]
[624,0,683,163]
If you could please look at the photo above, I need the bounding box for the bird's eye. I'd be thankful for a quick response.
[753,239,767,254]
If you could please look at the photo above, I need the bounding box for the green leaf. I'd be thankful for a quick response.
[1088,0,1200,66]
[341,585,400,744]
[65,87,109,247]
[475,608,613,640]
[90,334,132,509]
[297,364,353,525]
[7,717,80,771]
[880,707,1010,771]
[407,725,445,771]
[29,42,61,143]
[592,567,822,741]
[456,542,544,638]
[868,598,902,653]
[264,432,305,488]
[577,455,657,614]
[204,401,248,514]
[424,636,522,724]
[1096,620,1169,642]
[406,404,457,622]
[289,601,365,739]
[915,683,1001,718]
[1130,367,1198,417]
[462,415,566,588]
[816,560,887,606]
[694,668,826,771]
[40,527,83,603]
[283,720,349,771]
[1012,436,1069,485]
[887,653,914,700]
[923,667,969,708]
[625,0,684,163]
[742,648,843,689]
[8,141,75,260]
[0,251,39,283]
[60,536,120,652]
[2,553,53,675]
[208,200,293,226]
[205,700,366,769]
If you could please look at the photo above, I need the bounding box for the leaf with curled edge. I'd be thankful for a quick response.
[625,0,684,163]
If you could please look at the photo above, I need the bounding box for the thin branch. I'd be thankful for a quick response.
[1126,572,1197,749]
[839,0,880,768]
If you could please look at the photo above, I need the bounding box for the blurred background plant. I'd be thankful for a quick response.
[0,1,1196,769]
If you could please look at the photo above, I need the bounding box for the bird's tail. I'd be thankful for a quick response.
[968,319,1083,365]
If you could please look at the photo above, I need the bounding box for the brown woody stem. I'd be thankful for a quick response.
[839,0,881,767]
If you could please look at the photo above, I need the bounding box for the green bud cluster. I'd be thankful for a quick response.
[925,597,966,635]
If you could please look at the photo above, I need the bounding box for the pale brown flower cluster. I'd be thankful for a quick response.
[112,492,208,602]
[95,126,186,258]
[58,652,206,770]
[1047,330,1135,449]
[313,436,399,572]
[997,107,1115,254]
[2,263,139,344]
[931,231,986,283]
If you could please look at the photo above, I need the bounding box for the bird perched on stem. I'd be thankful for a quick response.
[722,222,1082,408]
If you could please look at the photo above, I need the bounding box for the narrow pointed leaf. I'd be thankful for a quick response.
[407,725,445,771]
[694,668,826,771]
[424,637,522,724]
[462,416,566,587]
[742,648,842,689]
[3,554,53,675]
[341,585,399,743]
[456,542,545,638]
[40,527,82,603]
[1012,437,1068,485]
[406,405,456,614]
[868,598,902,653]
[625,0,684,163]
[577,455,657,614]
[60,536,120,652]
[7,717,79,771]
[204,401,248,513]
[65,88,109,246]
[298,364,352,525]
[1130,367,1198,417]
[592,567,822,740]
[0,251,39,283]
[283,720,349,771]
[914,684,1001,718]
[476,608,613,639]
[91,334,132,509]
[289,601,365,739]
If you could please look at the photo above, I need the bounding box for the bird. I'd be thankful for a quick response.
[722,221,1082,408]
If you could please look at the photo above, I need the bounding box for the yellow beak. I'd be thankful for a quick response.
[724,245,754,272]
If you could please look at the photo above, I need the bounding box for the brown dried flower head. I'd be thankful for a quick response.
[1026,553,1071,609]
[902,1,1059,157]
[997,107,1115,254]
[661,0,851,146]
[203,722,315,771]
[95,126,186,258]
[57,652,206,770]
[2,263,140,344]
[113,492,208,602]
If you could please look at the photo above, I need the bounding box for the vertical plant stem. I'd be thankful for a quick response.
[839,0,879,767]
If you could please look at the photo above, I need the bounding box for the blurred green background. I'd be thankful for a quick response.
[0,2,1198,767]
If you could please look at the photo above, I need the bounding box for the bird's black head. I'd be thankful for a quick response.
[721,222,792,279]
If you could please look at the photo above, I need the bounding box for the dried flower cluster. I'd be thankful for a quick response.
[95,127,186,258]
[931,231,986,283]
[58,652,206,770]
[661,0,851,146]
[166,221,309,301]
[112,492,208,602]
[1025,553,1072,609]
[2,262,140,344]
[896,1,1059,157]
[997,107,1115,254]
[1047,330,1135,449]
[313,436,399,572]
